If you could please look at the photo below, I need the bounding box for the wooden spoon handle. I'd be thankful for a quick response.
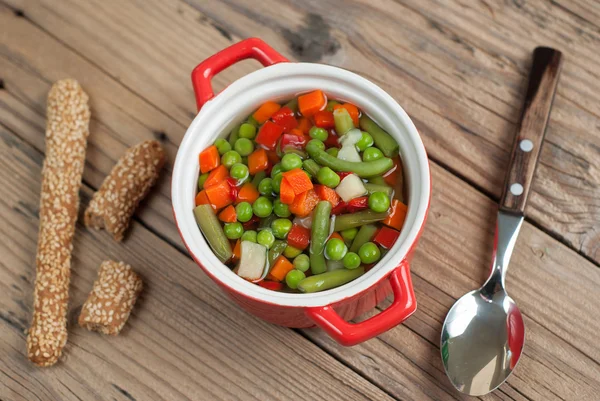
[500,47,563,215]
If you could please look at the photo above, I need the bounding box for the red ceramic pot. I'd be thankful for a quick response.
[172,38,430,346]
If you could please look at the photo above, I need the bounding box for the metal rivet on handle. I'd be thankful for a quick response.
[520,139,534,152]
[510,183,524,196]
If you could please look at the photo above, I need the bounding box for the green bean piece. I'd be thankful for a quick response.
[368,175,387,186]
[246,115,259,127]
[303,159,321,176]
[334,210,388,231]
[359,115,399,158]
[228,125,240,147]
[252,171,267,188]
[310,201,332,275]
[268,240,288,265]
[283,245,303,259]
[306,141,393,178]
[284,98,298,113]
[334,108,354,135]
[198,173,209,190]
[193,205,233,263]
[258,214,277,230]
[297,267,365,293]
[326,100,340,112]
[364,182,394,197]
[349,224,378,253]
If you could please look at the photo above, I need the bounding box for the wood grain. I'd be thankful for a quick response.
[0,125,393,401]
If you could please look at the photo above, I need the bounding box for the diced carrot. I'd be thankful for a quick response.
[248,148,268,175]
[218,205,237,223]
[279,177,296,205]
[236,182,260,204]
[383,156,402,186]
[289,189,320,217]
[282,168,313,195]
[329,232,344,242]
[253,101,281,124]
[314,110,335,129]
[232,239,242,261]
[204,165,229,188]
[199,145,220,173]
[205,179,234,209]
[341,103,360,127]
[259,281,283,291]
[297,117,312,134]
[267,256,294,282]
[287,224,311,250]
[383,199,408,230]
[314,184,340,208]
[195,190,210,207]
[298,90,326,117]
[289,128,304,137]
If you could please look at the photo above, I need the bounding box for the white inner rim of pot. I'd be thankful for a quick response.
[172,63,430,308]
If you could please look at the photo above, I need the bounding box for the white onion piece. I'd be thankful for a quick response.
[338,129,362,146]
[336,174,367,202]
[293,213,313,229]
[236,241,268,282]
[337,145,362,162]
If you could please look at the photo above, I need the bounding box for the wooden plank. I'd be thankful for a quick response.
[9,0,597,262]
[0,125,394,401]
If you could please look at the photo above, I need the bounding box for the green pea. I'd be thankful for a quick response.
[271,218,293,239]
[234,138,254,156]
[271,163,283,178]
[356,132,374,151]
[341,227,358,243]
[283,245,303,259]
[273,199,291,217]
[272,173,283,193]
[241,230,257,243]
[224,222,244,240]
[253,196,273,218]
[257,229,275,249]
[281,153,303,171]
[238,123,257,139]
[309,126,328,141]
[293,254,310,272]
[235,202,253,223]
[358,242,381,264]
[215,138,231,155]
[285,269,306,290]
[221,150,242,168]
[246,115,259,127]
[258,178,274,195]
[368,192,391,213]
[363,147,383,161]
[307,139,325,151]
[325,238,348,261]
[326,147,339,157]
[343,252,361,269]
[317,167,341,188]
[230,163,249,181]
[198,173,209,190]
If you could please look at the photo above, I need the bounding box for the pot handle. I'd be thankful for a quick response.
[191,38,289,110]
[305,261,416,346]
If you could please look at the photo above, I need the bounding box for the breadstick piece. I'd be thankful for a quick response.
[78,261,143,335]
[27,79,90,367]
[84,140,165,241]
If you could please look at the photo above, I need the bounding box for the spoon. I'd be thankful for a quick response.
[440,47,563,396]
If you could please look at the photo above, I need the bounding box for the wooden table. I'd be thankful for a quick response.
[1,1,599,400]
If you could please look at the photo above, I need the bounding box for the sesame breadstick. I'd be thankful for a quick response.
[78,261,143,335]
[27,79,90,367]
[84,140,165,241]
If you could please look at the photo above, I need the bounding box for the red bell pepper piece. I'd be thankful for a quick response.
[271,106,298,133]
[258,281,283,291]
[279,133,307,154]
[242,215,260,230]
[347,196,369,213]
[314,110,335,129]
[325,129,340,148]
[331,201,347,215]
[256,121,285,150]
[287,224,311,250]
[226,177,239,202]
[373,226,400,249]
[336,171,352,180]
